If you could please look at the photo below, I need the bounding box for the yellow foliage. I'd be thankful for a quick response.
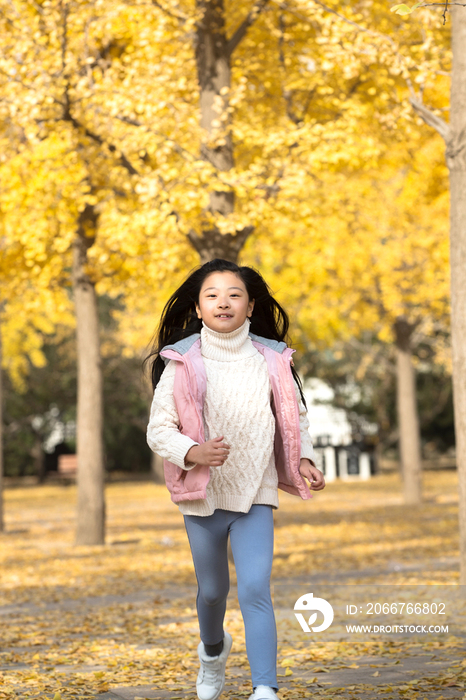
[0,472,462,698]
[243,133,449,361]
[0,0,451,369]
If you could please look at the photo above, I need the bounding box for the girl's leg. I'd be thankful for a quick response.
[183,510,230,647]
[229,504,277,690]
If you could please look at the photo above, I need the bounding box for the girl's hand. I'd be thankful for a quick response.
[185,436,230,468]
[299,459,326,490]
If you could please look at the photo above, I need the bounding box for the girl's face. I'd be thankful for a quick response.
[196,271,254,334]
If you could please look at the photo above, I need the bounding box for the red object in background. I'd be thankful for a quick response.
[58,454,77,475]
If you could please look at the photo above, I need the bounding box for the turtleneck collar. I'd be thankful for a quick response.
[200,318,258,361]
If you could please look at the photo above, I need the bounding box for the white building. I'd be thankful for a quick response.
[302,378,376,481]
[303,378,353,447]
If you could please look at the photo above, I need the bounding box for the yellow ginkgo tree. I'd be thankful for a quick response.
[390,0,466,583]
[0,0,452,545]
[242,128,449,505]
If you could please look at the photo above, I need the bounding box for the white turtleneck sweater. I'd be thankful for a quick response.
[147,318,316,516]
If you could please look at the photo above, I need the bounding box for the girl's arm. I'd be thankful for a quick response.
[293,382,326,490]
[146,361,200,470]
[293,382,317,467]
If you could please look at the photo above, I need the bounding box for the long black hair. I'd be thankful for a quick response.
[143,258,306,406]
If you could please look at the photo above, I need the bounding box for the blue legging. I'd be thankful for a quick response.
[183,504,277,689]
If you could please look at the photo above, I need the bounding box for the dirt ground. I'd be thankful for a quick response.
[0,471,465,699]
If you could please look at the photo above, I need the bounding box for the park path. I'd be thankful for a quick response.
[1,475,465,699]
[1,558,465,699]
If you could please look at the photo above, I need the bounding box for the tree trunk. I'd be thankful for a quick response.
[449,6,466,584]
[151,451,165,484]
[73,205,105,545]
[188,228,253,264]
[189,0,256,262]
[0,316,4,532]
[394,319,422,505]
[31,434,44,483]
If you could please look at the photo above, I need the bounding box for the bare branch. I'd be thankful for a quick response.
[409,96,450,141]
[151,0,187,22]
[60,0,69,76]
[408,1,466,24]
[114,114,198,164]
[226,0,270,57]
[309,0,370,31]
[114,113,248,192]
[416,2,466,6]
[272,0,416,91]
[277,13,301,125]
[443,0,449,24]
[63,107,139,175]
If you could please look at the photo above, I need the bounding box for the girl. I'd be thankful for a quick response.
[146,259,325,700]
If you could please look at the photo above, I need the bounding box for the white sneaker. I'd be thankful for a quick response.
[196,631,233,700]
[249,686,279,700]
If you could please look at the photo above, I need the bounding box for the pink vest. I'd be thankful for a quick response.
[159,334,312,504]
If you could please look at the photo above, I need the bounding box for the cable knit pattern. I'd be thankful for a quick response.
[147,318,316,516]
[193,319,277,515]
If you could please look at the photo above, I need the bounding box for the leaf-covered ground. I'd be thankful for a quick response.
[0,471,464,699]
